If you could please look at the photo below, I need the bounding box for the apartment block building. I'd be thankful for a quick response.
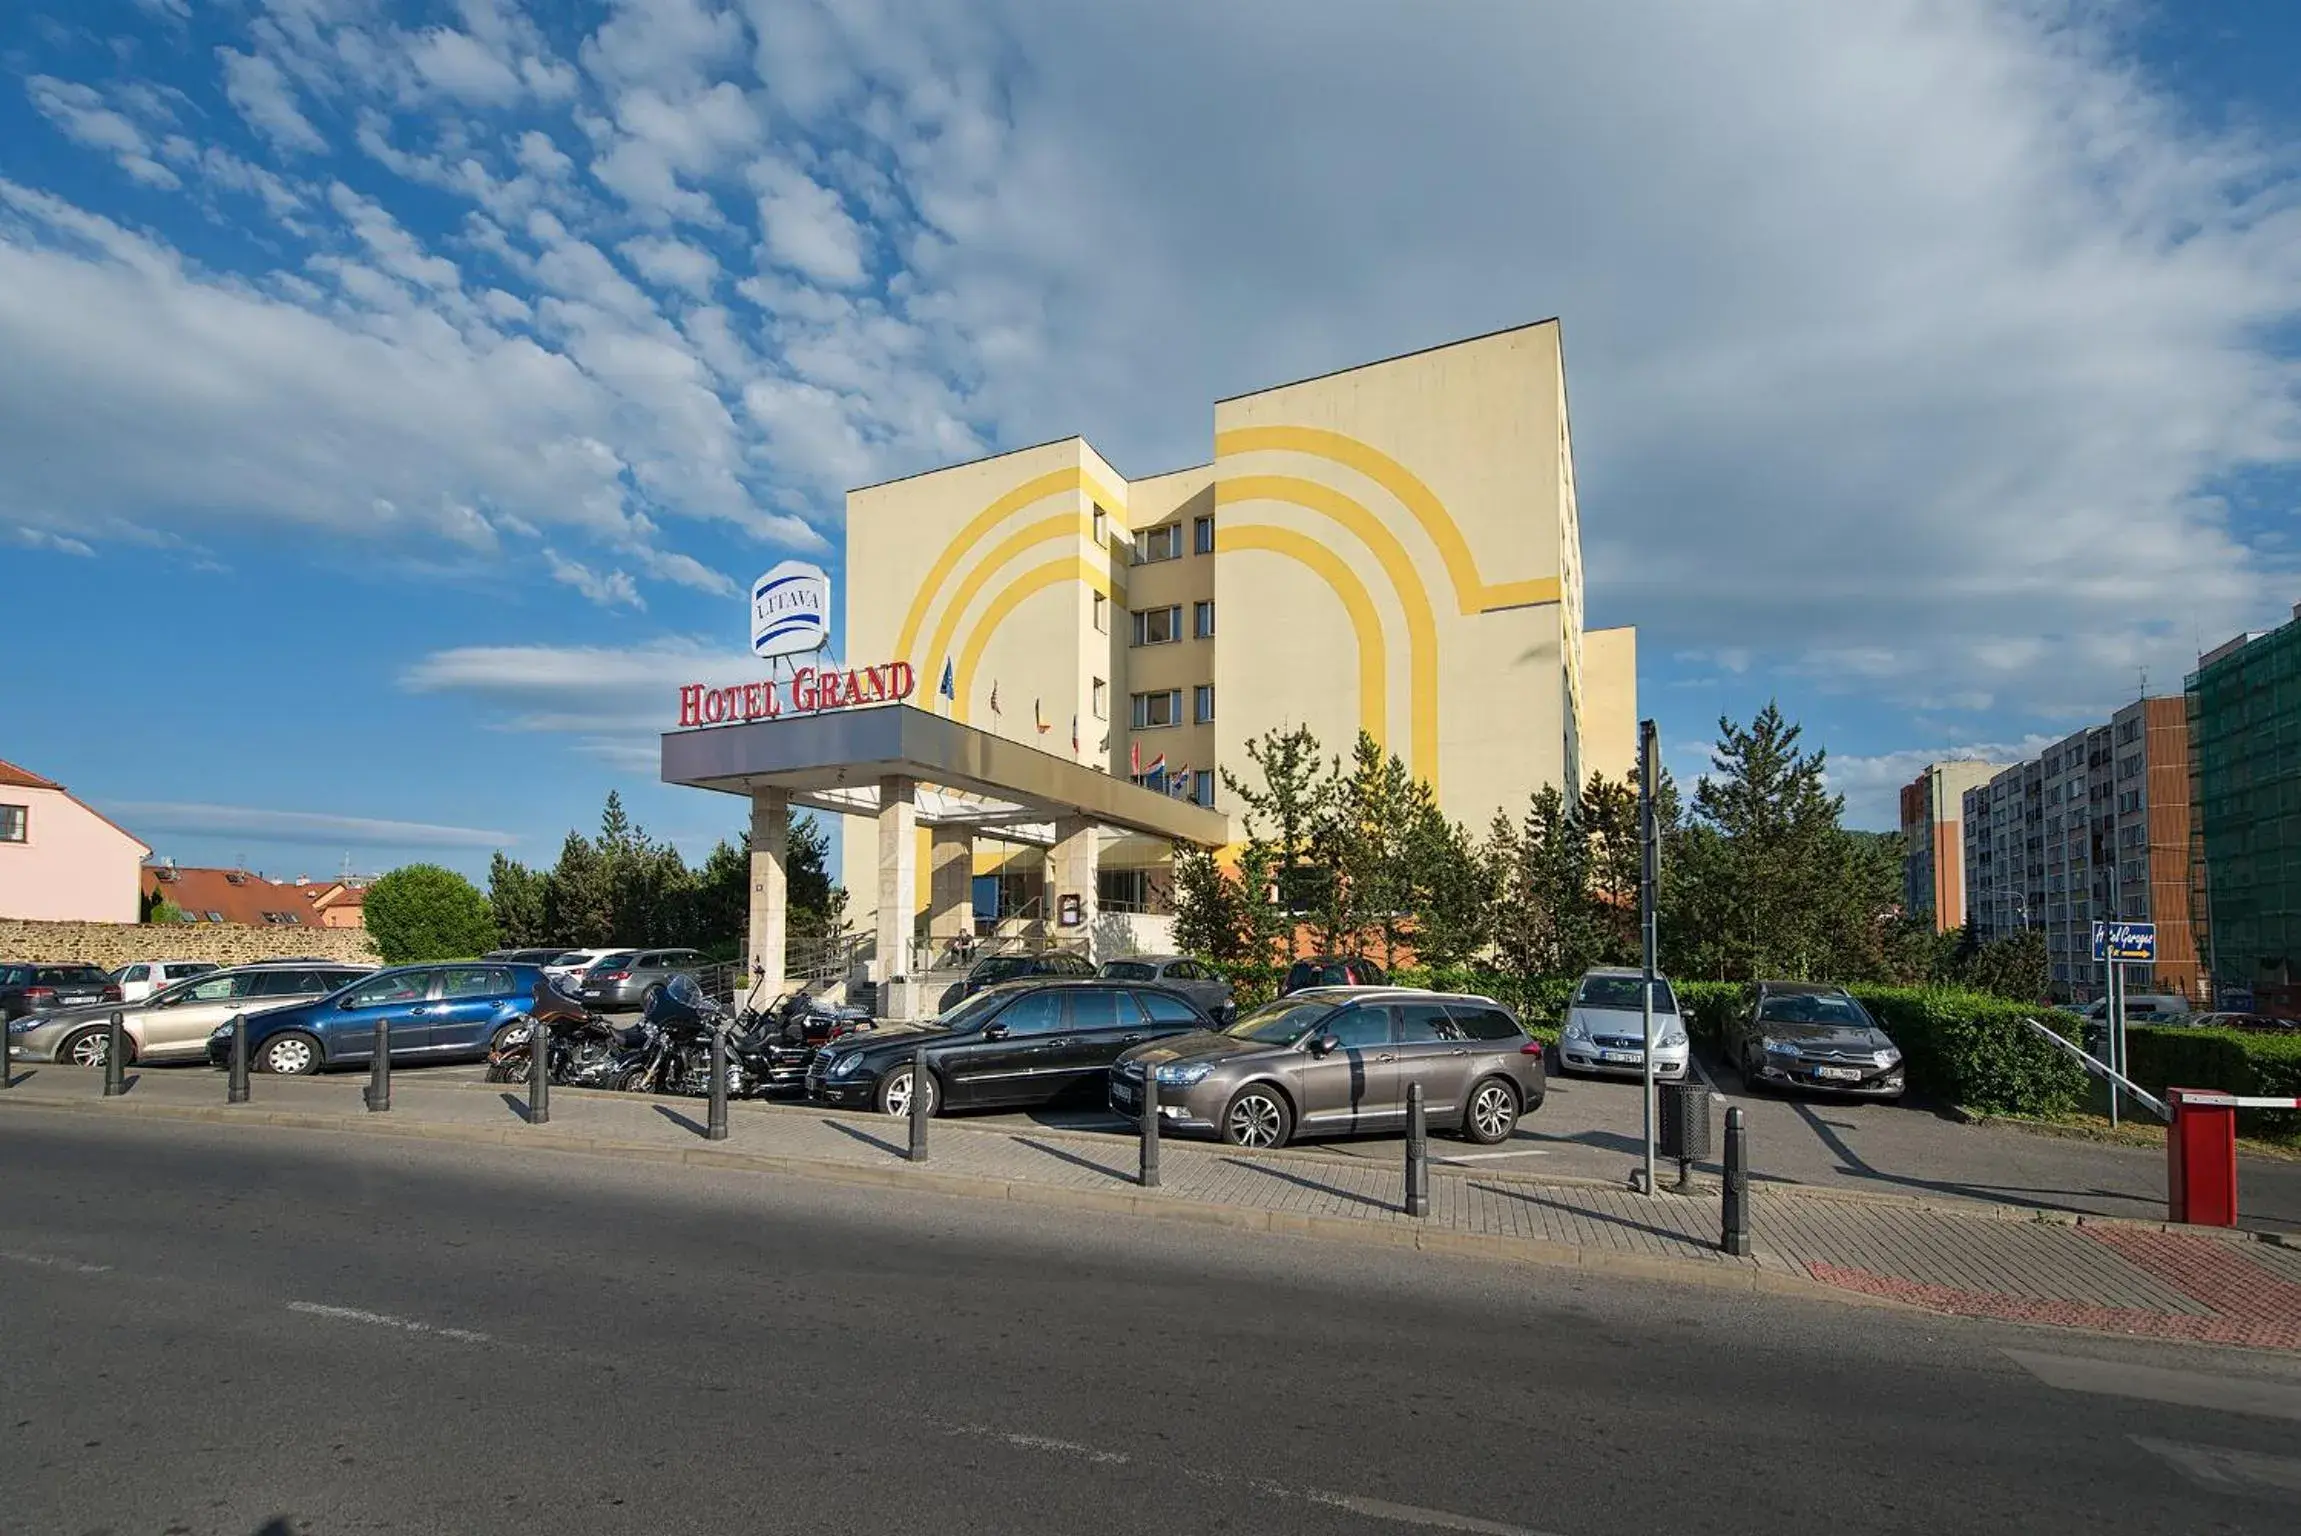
[1899,760,2004,932]
[1961,697,2199,1002]
[2188,601,2301,1015]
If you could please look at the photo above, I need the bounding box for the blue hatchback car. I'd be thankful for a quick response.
[207,961,547,1076]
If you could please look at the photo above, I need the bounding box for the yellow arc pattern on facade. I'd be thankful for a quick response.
[952,557,1120,726]
[1215,474,1439,781]
[1213,524,1391,766]
[923,510,1124,706]
[1214,425,1560,614]
[894,466,1128,668]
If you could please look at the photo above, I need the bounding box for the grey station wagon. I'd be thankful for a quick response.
[1110,987,1545,1148]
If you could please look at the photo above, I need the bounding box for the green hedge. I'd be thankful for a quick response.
[2123,1026,2301,1136]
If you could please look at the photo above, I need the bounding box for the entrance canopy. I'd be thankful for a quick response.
[660,702,1230,848]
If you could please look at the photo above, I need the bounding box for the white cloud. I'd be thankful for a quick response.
[403,636,758,761]
[8,526,96,557]
[581,0,746,93]
[26,77,181,190]
[750,156,865,286]
[1827,738,2058,830]
[109,801,517,850]
[406,28,525,106]
[620,234,719,296]
[544,548,645,608]
[590,81,760,225]
[217,48,327,155]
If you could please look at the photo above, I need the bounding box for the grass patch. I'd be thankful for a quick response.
[1972,1108,2301,1162]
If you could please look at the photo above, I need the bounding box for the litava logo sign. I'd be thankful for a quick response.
[751,561,830,659]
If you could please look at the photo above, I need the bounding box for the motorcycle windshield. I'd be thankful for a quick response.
[646,971,710,1024]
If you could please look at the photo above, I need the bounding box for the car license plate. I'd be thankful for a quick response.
[1113,1085,1138,1108]
[1814,1065,1862,1082]
[1601,1050,1640,1064]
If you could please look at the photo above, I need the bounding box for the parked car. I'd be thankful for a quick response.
[0,962,120,1023]
[544,948,616,986]
[485,947,577,966]
[1278,955,1387,996]
[807,979,1211,1117]
[2187,1010,2299,1033]
[208,962,548,1075]
[2079,993,2192,1023]
[578,948,707,1012]
[953,949,1096,1000]
[1097,954,1234,1022]
[1555,967,1688,1080]
[12,961,372,1067]
[1110,987,1544,1149]
[108,959,218,1003]
[1724,982,1905,1099]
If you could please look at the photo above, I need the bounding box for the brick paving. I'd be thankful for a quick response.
[6,1064,2299,1349]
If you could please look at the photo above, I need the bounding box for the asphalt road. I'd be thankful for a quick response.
[3,1107,2299,1535]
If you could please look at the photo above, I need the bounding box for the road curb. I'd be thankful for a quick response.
[0,1091,1909,1312]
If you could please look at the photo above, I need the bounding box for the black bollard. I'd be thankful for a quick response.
[227,1014,249,1105]
[1405,1081,1428,1217]
[103,1012,126,1097]
[366,1018,390,1113]
[907,1044,929,1163]
[527,1017,549,1126]
[1721,1105,1751,1256]
[1139,1068,1161,1189]
[706,1024,729,1141]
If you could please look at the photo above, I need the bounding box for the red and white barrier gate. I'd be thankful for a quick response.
[2166,1087,2301,1228]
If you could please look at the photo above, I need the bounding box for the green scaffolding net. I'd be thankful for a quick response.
[2188,619,2301,1008]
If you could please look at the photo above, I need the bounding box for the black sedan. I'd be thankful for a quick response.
[1723,982,1905,1099]
[0,961,119,1023]
[807,979,1210,1118]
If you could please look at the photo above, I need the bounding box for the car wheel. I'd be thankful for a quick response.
[876,1063,938,1119]
[261,1033,321,1075]
[1462,1077,1519,1145]
[489,1019,529,1056]
[1221,1086,1292,1149]
[62,1027,126,1069]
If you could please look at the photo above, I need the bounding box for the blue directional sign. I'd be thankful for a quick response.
[2091,921,2157,964]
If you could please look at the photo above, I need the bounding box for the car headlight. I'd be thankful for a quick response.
[829,1053,866,1078]
[1562,1016,1591,1040]
[1874,1048,1902,1069]
[1659,1026,1689,1049]
[208,1023,236,1039]
[1154,1062,1214,1088]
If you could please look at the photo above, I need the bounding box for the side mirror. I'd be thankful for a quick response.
[338,998,359,1010]
[1310,1034,1339,1057]
[982,1023,1010,1041]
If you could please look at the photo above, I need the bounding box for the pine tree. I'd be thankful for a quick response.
[487,852,548,948]
[541,830,613,947]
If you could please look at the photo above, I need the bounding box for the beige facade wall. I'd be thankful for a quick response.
[0,785,148,924]
[834,321,1631,931]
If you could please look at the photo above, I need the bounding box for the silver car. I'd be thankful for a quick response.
[1109,987,1546,1148]
[1555,968,1690,1081]
[1096,954,1234,1022]
[7,960,373,1067]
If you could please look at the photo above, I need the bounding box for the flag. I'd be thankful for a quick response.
[990,682,1001,716]
[1099,733,1109,754]
[1171,763,1191,798]
[1143,752,1167,779]
[1035,698,1049,734]
[938,658,955,700]
[1072,714,1080,753]
[1130,740,1140,775]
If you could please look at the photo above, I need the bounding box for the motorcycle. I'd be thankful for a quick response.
[485,978,650,1088]
[615,974,874,1098]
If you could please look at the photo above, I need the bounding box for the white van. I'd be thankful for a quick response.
[2080,993,2192,1023]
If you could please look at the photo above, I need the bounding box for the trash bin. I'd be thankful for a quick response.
[1658,1080,1715,1165]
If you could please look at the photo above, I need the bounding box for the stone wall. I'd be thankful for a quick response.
[0,919,380,970]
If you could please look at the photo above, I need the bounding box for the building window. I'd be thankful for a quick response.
[1131,689,1183,728]
[1193,515,1214,555]
[1091,678,1108,720]
[1093,592,1108,633]
[2118,753,2143,780]
[1092,504,1109,548]
[1135,524,1182,564]
[1192,769,1214,807]
[1193,600,1215,638]
[0,804,23,843]
[1193,684,1215,723]
[1131,606,1182,646]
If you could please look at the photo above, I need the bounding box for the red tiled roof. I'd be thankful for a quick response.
[0,757,63,791]
[144,866,324,928]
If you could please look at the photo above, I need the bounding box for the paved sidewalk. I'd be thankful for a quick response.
[5,1064,2297,1350]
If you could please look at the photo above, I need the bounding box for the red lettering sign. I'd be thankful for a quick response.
[674,661,916,728]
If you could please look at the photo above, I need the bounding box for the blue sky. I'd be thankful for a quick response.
[2,0,2298,887]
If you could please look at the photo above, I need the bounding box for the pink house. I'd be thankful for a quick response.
[0,757,150,924]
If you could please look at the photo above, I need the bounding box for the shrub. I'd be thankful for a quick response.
[1846,986,2086,1116]
[2123,1026,2301,1137]
[1675,980,1745,1046]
